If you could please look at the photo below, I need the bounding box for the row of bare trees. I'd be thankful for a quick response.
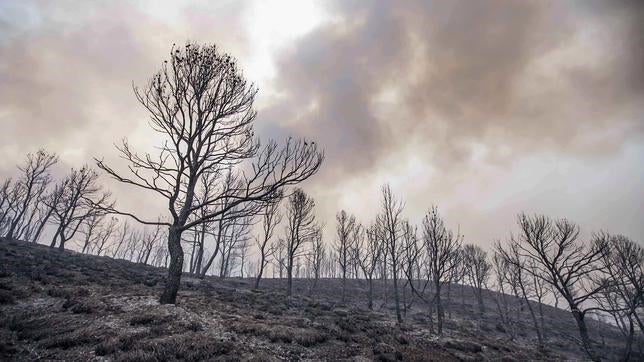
[0,150,112,249]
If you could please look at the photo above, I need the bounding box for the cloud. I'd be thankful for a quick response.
[258,0,644,242]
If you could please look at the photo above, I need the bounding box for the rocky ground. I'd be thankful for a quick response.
[0,238,634,361]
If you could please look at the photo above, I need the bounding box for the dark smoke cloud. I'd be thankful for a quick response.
[260,0,643,174]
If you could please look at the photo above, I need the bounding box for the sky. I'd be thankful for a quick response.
[1,0,642,249]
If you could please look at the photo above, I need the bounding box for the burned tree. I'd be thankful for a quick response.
[335,210,357,302]
[254,195,283,288]
[378,184,405,324]
[496,240,545,351]
[284,188,317,296]
[49,165,111,250]
[594,233,644,360]
[510,213,608,361]
[462,244,491,316]
[2,150,58,240]
[358,223,382,310]
[307,228,325,294]
[421,206,461,335]
[96,43,323,304]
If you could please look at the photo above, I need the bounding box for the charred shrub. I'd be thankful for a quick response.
[0,289,15,304]
[129,312,171,326]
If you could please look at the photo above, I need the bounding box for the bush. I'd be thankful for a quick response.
[46,287,74,299]
[95,338,120,356]
[129,313,171,326]
[0,290,15,304]
[40,327,98,350]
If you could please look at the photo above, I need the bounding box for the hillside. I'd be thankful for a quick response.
[0,238,630,361]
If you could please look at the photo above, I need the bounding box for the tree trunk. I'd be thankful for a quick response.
[255,254,266,289]
[160,227,183,304]
[447,282,452,319]
[368,278,374,310]
[572,309,599,361]
[621,317,634,362]
[436,282,444,334]
[392,266,402,324]
[287,265,293,296]
[477,288,485,316]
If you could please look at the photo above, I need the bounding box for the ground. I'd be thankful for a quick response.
[0,238,634,361]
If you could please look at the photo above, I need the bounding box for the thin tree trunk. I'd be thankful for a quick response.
[392,266,402,324]
[436,282,444,334]
[622,317,634,362]
[572,309,599,362]
[287,265,293,296]
[368,278,374,310]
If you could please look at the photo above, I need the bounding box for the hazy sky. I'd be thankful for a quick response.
[1,0,642,248]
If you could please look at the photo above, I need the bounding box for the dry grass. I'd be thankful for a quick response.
[0,237,635,361]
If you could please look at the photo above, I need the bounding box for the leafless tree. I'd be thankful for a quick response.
[462,244,491,316]
[2,150,58,240]
[284,188,317,296]
[593,233,643,360]
[272,237,287,279]
[49,165,111,250]
[111,221,131,258]
[358,223,383,310]
[254,195,283,288]
[307,228,325,295]
[0,180,15,233]
[378,184,405,323]
[96,43,323,304]
[90,217,119,256]
[80,213,103,254]
[496,240,545,351]
[491,250,517,339]
[136,224,163,264]
[220,214,253,278]
[335,210,357,302]
[421,206,461,335]
[508,213,609,361]
[237,234,252,278]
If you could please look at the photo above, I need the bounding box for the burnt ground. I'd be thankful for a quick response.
[0,238,635,361]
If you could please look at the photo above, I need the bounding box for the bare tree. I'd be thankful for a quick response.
[80,213,103,254]
[358,223,383,310]
[421,206,461,335]
[284,188,317,296]
[3,150,58,240]
[91,217,119,256]
[378,184,405,323]
[335,210,357,302]
[509,213,609,361]
[273,237,287,279]
[496,240,545,351]
[96,43,323,304]
[237,234,252,278]
[220,214,253,278]
[491,250,517,339]
[307,228,325,295]
[594,233,644,360]
[49,165,111,250]
[254,195,283,288]
[111,221,131,258]
[462,244,491,316]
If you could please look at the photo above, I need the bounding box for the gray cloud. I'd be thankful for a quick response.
[262,0,643,172]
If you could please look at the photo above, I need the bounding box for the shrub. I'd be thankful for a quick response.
[95,338,120,356]
[0,290,15,304]
[129,313,170,326]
